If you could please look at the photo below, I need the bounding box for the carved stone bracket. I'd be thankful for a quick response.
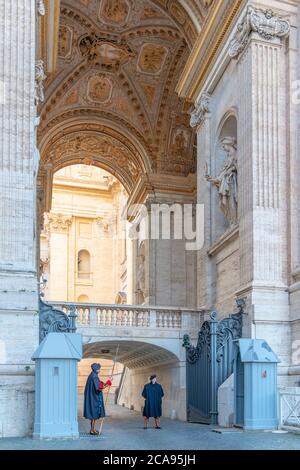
[37,0,45,16]
[190,92,210,129]
[229,6,290,59]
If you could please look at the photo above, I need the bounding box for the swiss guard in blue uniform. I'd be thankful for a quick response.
[83,363,112,435]
[142,374,164,429]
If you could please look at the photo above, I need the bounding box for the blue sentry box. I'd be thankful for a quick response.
[32,332,82,439]
[234,339,280,430]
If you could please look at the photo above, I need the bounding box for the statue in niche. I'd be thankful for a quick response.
[205,136,238,226]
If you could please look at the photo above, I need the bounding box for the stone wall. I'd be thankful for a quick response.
[193,0,298,379]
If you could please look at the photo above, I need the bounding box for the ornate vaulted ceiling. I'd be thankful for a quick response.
[39,0,214,197]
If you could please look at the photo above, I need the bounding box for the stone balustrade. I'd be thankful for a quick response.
[50,301,202,331]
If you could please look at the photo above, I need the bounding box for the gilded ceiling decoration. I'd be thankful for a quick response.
[39,0,214,196]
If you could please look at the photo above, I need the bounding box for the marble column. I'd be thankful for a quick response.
[0,0,39,436]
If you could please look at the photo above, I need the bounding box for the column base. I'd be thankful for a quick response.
[0,375,35,437]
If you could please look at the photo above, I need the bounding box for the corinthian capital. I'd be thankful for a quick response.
[46,213,72,233]
[229,6,290,59]
[190,92,210,129]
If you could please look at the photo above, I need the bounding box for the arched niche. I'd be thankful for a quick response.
[211,112,238,242]
[77,249,91,280]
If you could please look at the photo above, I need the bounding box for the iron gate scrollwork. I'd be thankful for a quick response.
[183,299,245,424]
[39,297,77,342]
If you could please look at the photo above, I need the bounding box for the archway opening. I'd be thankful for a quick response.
[79,339,184,432]
[40,163,133,304]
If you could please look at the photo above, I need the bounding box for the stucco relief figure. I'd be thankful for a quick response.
[205,137,238,226]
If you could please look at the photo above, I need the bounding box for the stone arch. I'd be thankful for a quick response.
[83,339,180,369]
[37,117,152,217]
[80,338,185,419]
[216,109,238,143]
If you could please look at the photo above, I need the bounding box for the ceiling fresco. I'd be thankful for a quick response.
[39,0,214,192]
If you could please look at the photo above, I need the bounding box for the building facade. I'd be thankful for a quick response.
[0,0,300,437]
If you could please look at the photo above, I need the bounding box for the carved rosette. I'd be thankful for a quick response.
[229,6,290,59]
[190,92,210,129]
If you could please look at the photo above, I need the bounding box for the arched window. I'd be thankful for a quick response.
[77,294,89,302]
[77,249,91,279]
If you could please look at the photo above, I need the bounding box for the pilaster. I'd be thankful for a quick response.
[0,0,39,436]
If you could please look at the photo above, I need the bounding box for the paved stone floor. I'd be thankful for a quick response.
[1,403,300,450]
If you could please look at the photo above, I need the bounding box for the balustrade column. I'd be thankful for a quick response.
[89,306,97,327]
[148,308,156,328]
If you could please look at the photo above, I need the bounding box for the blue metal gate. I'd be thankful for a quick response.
[183,299,245,424]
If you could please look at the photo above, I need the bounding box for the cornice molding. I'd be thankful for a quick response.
[38,0,61,73]
[127,173,197,208]
[176,0,244,102]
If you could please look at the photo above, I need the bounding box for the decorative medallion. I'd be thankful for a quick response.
[58,25,73,60]
[88,75,113,104]
[137,44,168,74]
[99,0,130,26]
